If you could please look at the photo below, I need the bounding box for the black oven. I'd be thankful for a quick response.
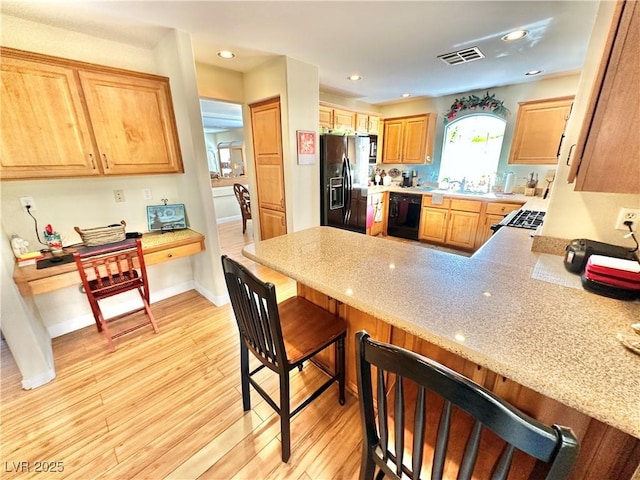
[387,192,422,240]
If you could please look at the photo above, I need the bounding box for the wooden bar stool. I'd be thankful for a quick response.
[355,330,579,480]
[221,255,346,462]
[73,239,158,352]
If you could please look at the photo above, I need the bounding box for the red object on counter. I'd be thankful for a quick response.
[45,224,54,235]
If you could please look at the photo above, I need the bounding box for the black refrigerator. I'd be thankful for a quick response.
[320,134,370,233]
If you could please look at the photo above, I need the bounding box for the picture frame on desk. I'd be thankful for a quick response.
[146,204,187,232]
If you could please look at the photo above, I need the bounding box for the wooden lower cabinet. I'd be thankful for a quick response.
[418,196,481,250]
[298,283,640,480]
[475,201,523,248]
[446,209,479,249]
[419,206,448,243]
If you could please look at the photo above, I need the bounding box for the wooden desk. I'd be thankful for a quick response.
[13,229,205,297]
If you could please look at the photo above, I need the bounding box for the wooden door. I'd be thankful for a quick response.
[0,53,99,179]
[403,115,428,163]
[78,70,183,175]
[382,119,404,163]
[250,98,286,240]
[508,96,573,165]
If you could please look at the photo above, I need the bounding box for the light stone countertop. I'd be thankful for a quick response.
[243,226,640,439]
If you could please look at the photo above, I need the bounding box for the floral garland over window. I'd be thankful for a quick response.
[444,91,509,123]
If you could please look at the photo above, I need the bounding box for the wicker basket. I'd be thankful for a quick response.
[75,220,126,246]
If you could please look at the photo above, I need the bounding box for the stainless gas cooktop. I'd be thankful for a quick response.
[505,210,545,230]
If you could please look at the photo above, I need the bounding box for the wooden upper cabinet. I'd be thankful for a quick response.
[508,96,574,165]
[382,114,435,164]
[78,71,183,175]
[332,108,356,131]
[0,47,183,180]
[568,0,639,193]
[355,113,380,134]
[319,105,333,129]
[0,55,99,179]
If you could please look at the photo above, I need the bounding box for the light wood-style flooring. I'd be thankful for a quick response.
[0,220,363,479]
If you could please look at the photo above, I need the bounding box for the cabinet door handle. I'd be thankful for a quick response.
[566,144,576,166]
[88,153,96,169]
[102,153,110,169]
[556,133,565,159]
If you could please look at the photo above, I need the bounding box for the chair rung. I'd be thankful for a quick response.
[111,320,156,339]
[103,307,146,324]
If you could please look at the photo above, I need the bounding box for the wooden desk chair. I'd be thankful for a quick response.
[233,183,252,233]
[73,239,158,352]
[221,255,346,462]
[355,331,579,480]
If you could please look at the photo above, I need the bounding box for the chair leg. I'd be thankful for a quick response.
[280,372,291,462]
[242,216,247,234]
[138,287,159,333]
[337,336,346,405]
[95,308,116,353]
[240,341,251,411]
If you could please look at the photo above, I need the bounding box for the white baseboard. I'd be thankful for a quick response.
[21,368,56,390]
[216,214,242,224]
[46,281,195,338]
[194,279,228,307]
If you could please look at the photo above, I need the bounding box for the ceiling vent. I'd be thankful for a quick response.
[438,47,485,66]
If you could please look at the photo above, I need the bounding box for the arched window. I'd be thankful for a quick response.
[439,114,506,192]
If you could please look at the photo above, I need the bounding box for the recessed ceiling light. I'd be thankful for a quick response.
[401,93,411,98]
[525,70,542,76]
[502,30,529,42]
[348,74,362,81]
[217,50,235,59]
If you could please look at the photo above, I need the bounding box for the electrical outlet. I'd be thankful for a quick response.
[142,188,153,200]
[113,189,125,203]
[615,207,640,231]
[19,196,36,212]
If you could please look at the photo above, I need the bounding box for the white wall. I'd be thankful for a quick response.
[242,56,319,237]
[0,14,227,385]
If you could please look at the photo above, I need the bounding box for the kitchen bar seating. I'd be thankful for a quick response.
[355,331,580,480]
[73,239,158,352]
[221,255,347,462]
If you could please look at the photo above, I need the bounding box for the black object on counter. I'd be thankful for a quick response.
[564,238,637,274]
[37,254,75,269]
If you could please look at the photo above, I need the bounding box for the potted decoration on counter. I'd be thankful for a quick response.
[44,224,63,255]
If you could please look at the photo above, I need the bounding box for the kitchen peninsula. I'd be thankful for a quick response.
[243,226,640,478]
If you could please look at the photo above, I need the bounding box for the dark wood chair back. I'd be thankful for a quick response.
[355,331,579,480]
[221,254,287,369]
[221,255,346,462]
[233,183,252,233]
[74,239,158,351]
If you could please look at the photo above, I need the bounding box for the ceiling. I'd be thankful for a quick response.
[2,1,600,107]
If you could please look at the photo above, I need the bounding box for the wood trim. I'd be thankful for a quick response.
[0,47,171,83]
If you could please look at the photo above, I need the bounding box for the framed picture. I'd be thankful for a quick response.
[146,204,187,232]
[296,130,316,165]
